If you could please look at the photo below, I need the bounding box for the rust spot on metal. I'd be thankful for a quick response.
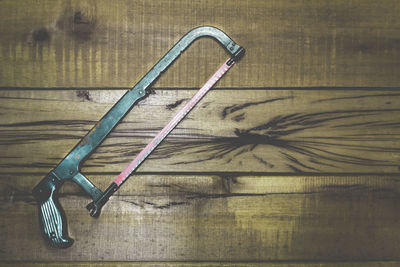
[80,135,91,146]
[80,121,101,146]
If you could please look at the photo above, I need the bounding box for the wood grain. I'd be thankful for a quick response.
[1,89,400,174]
[1,262,399,267]
[1,0,400,88]
[1,0,400,265]
[1,175,399,261]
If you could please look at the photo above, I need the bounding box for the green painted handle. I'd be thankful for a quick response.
[32,172,74,248]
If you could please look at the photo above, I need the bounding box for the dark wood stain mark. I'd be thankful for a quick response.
[152,201,188,209]
[3,97,400,172]
[135,180,267,207]
[152,108,400,171]
[232,113,245,122]
[121,200,141,207]
[140,182,267,204]
[76,90,91,101]
[252,154,273,168]
[0,162,55,170]
[73,11,90,25]
[32,27,50,42]
[320,184,368,192]
[222,97,292,119]
[147,88,157,95]
[185,192,266,200]
[281,152,318,171]
[0,120,93,145]
[286,164,303,173]
[137,200,189,209]
[57,9,96,41]
[219,175,239,194]
[312,93,400,103]
[0,119,94,128]
[166,98,186,110]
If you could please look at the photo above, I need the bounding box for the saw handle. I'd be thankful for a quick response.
[32,172,74,248]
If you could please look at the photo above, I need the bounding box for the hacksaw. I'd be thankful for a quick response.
[32,26,245,248]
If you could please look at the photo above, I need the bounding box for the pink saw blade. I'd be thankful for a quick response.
[114,58,234,186]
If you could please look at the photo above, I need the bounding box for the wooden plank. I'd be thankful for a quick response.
[1,89,400,174]
[1,0,400,88]
[1,261,399,267]
[2,173,400,197]
[0,175,399,261]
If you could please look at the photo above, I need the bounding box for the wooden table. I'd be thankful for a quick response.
[1,0,399,266]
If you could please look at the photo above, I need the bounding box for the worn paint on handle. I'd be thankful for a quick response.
[114,59,234,186]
